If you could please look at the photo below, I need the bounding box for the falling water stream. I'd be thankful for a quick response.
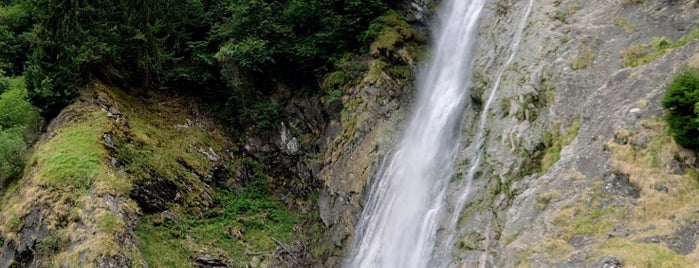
[344,0,534,267]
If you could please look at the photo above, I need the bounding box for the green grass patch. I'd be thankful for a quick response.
[621,27,699,67]
[368,11,417,58]
[570,207,620,236]
[108,84,227,184]
[598,240,689,268]
[97,211,125,233]
[613,17,637,32]
[540,119,581,172]
[33,109,109,191]
[551,194,627,244]
[136,223,193,268]
[136,187,300,267]
[570,45,595,70]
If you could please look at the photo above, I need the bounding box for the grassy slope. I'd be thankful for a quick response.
[0,81,316,267]
[525,120,699,267]
[0,86,141,266]
[105,85,314,267]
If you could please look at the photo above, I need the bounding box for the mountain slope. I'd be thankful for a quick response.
[0,82,321,267]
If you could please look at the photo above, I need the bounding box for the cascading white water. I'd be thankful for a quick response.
[345,0,537,267]
[343,1,486,267]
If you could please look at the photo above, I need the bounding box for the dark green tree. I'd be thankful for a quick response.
[662,69,699,150]
[0,1,32,76]
[212,0,389,86]
[24,0,204,116]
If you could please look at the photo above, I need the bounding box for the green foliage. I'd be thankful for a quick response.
[33,110,107,191]
[0,76,42,183]
[621,28,699,67]
[215,38,274,73]
[367,11,417,59]
[24,0,204,117]
[322,54,368,105]
[0,2,31,76]
[662,69,699,150]
[136,186,299,266]
[1,0,401,141]
[223,94,281,133]
[0,76,8,94]
[212,0,390,84]
[0,128,26,180]
[0,78,42,131]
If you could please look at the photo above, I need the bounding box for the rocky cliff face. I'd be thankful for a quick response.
[318,0,699,267]
[2,0,699,267]
[467,0,699,266]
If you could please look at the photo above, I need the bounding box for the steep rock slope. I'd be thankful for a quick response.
[456,0,699,266]
[319,0,699,267]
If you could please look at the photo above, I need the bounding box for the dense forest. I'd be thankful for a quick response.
[0,0,405,180]
[0,0,425,266]
[0,0,424,267]
[0,0,400,115]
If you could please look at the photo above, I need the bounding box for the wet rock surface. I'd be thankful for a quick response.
[304,0,699,265]
[441,0,699,266]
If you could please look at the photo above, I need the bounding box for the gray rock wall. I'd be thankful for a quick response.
[461,0,699,266]
[320,0,699,266]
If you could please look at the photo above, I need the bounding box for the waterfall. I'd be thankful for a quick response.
[343,1,486,267]
[343,0,535,266]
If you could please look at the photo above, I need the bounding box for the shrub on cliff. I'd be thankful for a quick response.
[662,68,699,150]
[0,77,42,184]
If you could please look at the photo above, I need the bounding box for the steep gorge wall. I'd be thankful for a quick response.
[319,0,699,267]
[457,0,699,266]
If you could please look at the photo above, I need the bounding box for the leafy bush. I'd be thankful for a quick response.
[236,96,281,132]
[0,3,31,76]
[0,76,9,94]
[662,69,699,150]
[0,76,42,183]
[212,0,390,83]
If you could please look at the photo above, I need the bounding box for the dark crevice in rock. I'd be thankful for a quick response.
[129,177,179,213]
[0,208,47,268]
